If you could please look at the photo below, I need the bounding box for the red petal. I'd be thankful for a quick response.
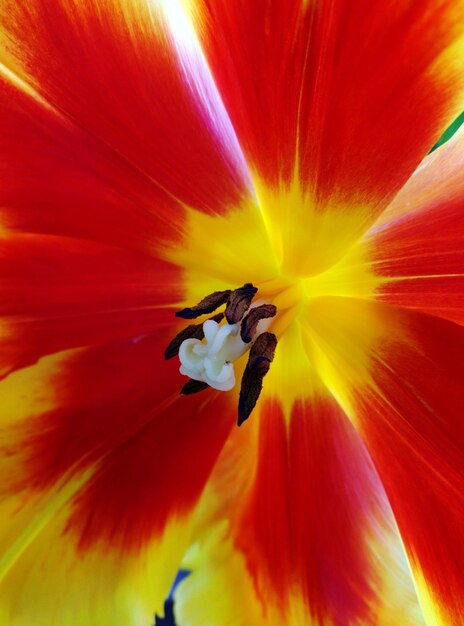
[3,328,234,548]
[194,0,464,216]
[69,389,233,551]
[305,298,464,625]
[0,333,234,623]
[0,0,250,248]
[231,396,412,623]
[366,128,464,325]
[0,234,181,376]
[354,310,464,625]
[0,73,183,249]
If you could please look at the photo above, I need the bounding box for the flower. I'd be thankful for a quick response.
[0,1,463,625]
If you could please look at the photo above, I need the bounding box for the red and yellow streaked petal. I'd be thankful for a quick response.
[304,298,464,626]
[0,73,181,252]
[175,394,424,625]
[175,520,265,626]
[189,0,464,274]
[235,398,418,625]
[0,478,189,626]
[1,329,228,495]
[0,0,251,222]
[0,330,235,623]
[362,126,464,325]
[175,523,424,626]
[0,233,182,376]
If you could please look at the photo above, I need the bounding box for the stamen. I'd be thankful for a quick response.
[238,332,277,426]
[225,283,258,323]
[240,304,277,343]
[176,289,231,319]
[164,313,224,359]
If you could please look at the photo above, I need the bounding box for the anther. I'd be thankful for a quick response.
[176,289,231,319]
[238,332,277,426]
[225,283,258,324]
[240,304,277,343]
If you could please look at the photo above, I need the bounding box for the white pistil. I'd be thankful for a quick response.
[178,319,249,391]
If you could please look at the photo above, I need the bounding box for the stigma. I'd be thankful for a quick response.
[179,319,247,391]
[164,283,277,425]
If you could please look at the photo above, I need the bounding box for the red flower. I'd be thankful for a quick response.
[0,1,463,624]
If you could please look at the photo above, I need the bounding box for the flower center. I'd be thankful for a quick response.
[161,185,383,422]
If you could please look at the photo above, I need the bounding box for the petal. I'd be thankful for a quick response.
[0,233,181,376]
[175,395,423,625]
[0,481,194,626]
[0,0,251,248]
[364,126,464,325]
[304,298,464,626]
[0,330,235,623]
[0,72,178,251]
[174,521,266,626]
[176,524,423,626]
[190,0,464,273]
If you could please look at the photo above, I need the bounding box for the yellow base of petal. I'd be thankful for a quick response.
[0,488,194,626]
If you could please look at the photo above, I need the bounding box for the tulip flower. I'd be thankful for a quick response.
[0,1,463,625]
